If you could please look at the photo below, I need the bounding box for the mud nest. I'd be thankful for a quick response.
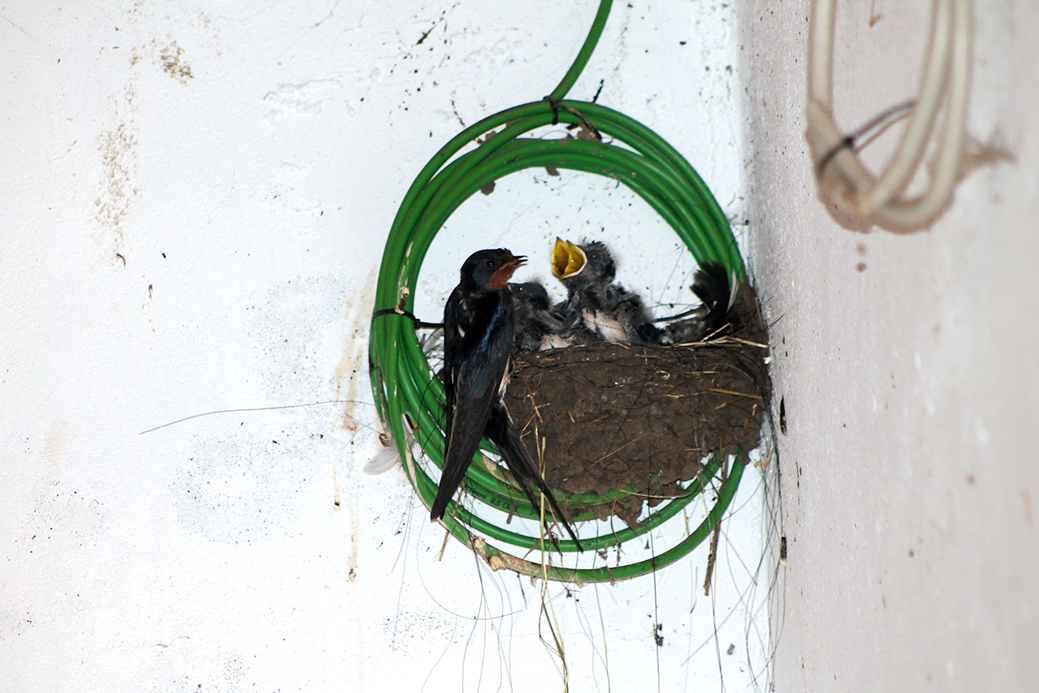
[502,283,772,527]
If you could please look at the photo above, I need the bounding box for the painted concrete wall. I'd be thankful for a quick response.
[2,2,768,691]
[4,1,1036,691]
[736,1,1039,691]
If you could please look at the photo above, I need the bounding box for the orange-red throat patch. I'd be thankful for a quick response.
[487,253,526,290]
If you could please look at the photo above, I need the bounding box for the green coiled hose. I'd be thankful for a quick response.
[369,0,747,581]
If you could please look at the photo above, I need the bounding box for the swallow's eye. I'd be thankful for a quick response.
[486,260,496,269]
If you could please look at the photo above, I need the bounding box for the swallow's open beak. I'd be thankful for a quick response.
[551,238,587,279]
[503,253,527,272]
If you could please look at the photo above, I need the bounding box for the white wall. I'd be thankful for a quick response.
[6,1,1036,691]
[2,2,773,691]
[736,1,1039,691]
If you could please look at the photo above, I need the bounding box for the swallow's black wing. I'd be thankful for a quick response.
[485,403,583,551]
[430,289,514,521]
[691,261,734,331]
[662,262,735,344]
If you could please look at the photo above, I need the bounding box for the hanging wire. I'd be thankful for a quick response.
[806,0,973,232]
[368,0,748,581]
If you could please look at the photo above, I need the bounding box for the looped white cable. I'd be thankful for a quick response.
[806,0,972,233]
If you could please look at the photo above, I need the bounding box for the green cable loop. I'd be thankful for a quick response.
[547,0,614,101]
[369,0,748,581]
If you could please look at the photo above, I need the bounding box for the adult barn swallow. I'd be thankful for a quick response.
[551,238,663,344]
[663,261,737,344]
[430,248,525,522]
[431,249,583,548]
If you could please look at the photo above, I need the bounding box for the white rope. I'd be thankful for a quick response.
[806,0,973,233]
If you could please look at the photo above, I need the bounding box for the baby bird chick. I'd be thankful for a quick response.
[509,281,569,352]
[551,238,663,345]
